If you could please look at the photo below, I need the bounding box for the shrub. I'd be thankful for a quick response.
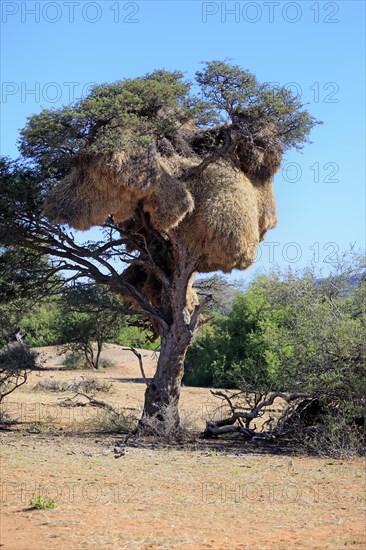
[140,402,195,442]
[91,409,137,434]
[62,350,86,370]
[28,493,58,510]
[33,375,112,393]
[193,254,366,454]
[0,343,37,403]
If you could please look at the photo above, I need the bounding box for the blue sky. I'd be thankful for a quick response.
[1,0,365,279]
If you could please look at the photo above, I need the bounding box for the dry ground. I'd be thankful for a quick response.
[1,345,365,550]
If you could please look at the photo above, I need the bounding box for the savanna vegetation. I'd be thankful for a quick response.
[5,61,363,455]
[0,61,319,429]
[185,254,365,455]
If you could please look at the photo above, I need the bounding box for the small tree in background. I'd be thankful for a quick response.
[0,344,38,406]
[57,284,128,369]
[0,247,57,408]
[0,246,62,347]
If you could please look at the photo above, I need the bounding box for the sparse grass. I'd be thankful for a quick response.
[90,409,138,434]
[32,376,113,394]
[63,351,115,371]
[28,492,59,510]
[0,406,10,423]
[26,421,56,434]
[141,403,197,442]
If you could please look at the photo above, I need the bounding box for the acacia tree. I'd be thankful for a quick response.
[57,284,128,369]
[0,61,318,429]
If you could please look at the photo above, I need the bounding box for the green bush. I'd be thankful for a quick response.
[21,301,62,347]
[28,493,58,510]
[116,325,159,350]
[184,287,286,390]
[185,255,366,453]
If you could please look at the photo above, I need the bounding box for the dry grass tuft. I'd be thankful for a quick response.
[32,376,112,394]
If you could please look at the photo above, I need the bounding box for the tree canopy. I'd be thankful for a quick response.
[18,61,318,182]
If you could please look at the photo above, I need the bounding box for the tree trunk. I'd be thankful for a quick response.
[94,341,103,370]
[139,238,200,432]
[141,318,192,430]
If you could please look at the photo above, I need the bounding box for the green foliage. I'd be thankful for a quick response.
[185,255,366,418]
[0,158,45,244]
[18,69,200,179]
[196,60,319,150]
[0,247,49,302]
[184,315,228,387]
[20,301,62,347]
[116,325,159,350]
[0,244,62,347]
[0,242,157,353]
[0,294,64,349]
[0,298,26,348]
[62,350,87,370]
[259,264,366,421]
[28,493,58,510]
[187,254,365,452]
[184,288,286,390]
[17,61,318,186]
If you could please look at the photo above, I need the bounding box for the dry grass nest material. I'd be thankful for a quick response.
[44,124,281,274]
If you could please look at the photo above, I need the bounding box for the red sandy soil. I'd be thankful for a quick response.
[1,345,365,549]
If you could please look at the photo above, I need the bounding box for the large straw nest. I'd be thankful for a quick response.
[44,124,281,275]
[44,148,195,232]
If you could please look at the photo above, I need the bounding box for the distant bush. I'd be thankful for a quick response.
[62,350,115,371]
[0,344,37,403]
[33,375,112,394]
[187,254,366,454]
[20,301,62,347]
[62,350,86,370]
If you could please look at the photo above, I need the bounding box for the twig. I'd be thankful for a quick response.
[122,347,150,387]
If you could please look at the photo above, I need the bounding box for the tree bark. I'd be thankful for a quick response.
[139,235,200,432]
[94,341,103,370]
[141,318,192,428]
